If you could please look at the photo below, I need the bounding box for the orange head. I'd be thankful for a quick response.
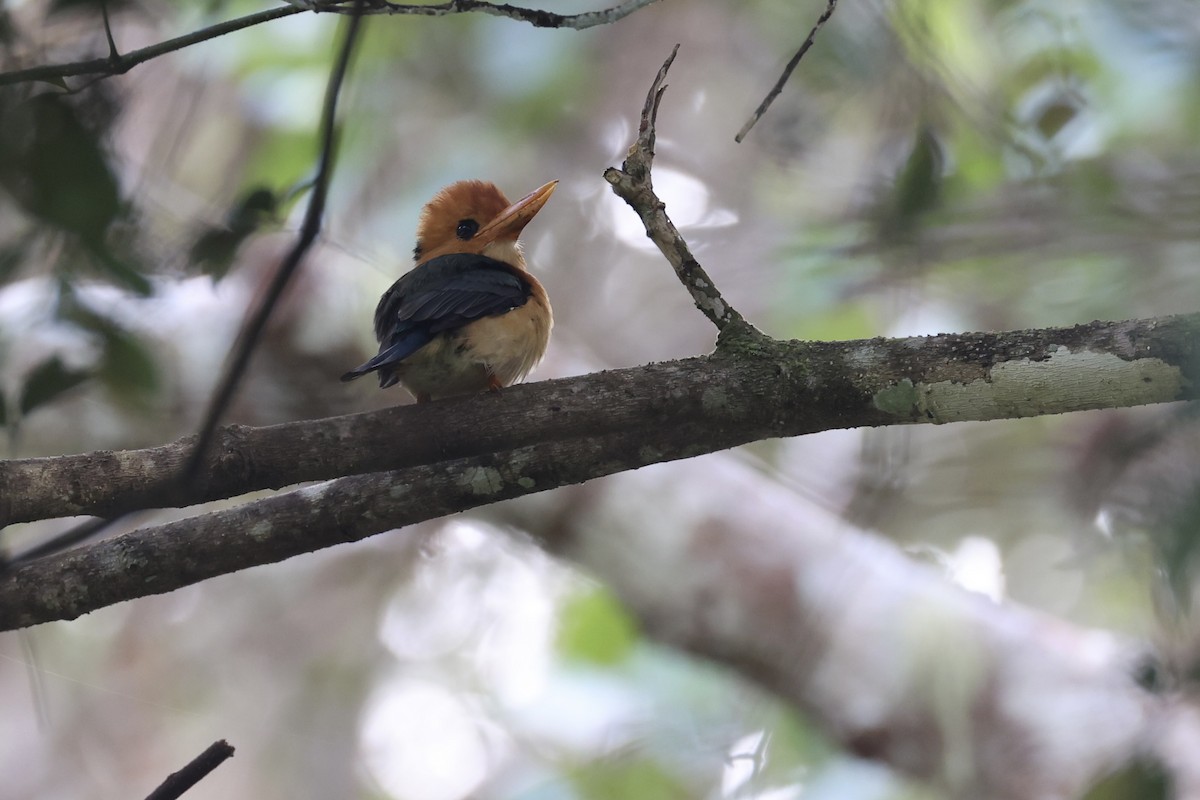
[413,179,557,267]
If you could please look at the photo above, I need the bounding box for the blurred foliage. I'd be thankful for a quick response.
[1083,759,1171,800]
[188,185,280,280]
[0,92,123,245]
[46,0,140,17]
[1,290,161,437]
[876,125,945,242]
[89,316,160,401]
[767,0,1200,331]
[0,85,163,422]
[0,238,29,285]
[17,355,90,417]
[556,584,639,666]
[570,757,691,800]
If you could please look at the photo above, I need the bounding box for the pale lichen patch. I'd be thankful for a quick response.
[638,445,664,463]
[845,344,883,373]
[458,466,504,496]
[296,480,333,500]
[877,347,1185,424]
[701,386,730,414]
[693,290,726,320]
[873,379,919,417]
[249,520,273,541]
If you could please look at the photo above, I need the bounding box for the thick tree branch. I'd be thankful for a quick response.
[0,423,752,628]
[0,314,1197,559]
[604,45,747,332]
[0,0,660,87]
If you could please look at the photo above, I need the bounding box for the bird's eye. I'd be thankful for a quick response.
[456,219,479,240]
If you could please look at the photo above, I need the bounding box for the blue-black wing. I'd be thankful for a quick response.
[340,253,531,387]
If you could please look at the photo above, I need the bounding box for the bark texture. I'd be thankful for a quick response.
[3,314,1195,527]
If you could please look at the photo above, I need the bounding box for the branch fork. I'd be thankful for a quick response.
[603,45,756,338]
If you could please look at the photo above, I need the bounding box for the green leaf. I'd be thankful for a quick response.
[1037,100,1077,140]
[189,186,279,281]
[572,758,690,800]
[59,301,160,403]
[891,126,943,222]
[1082,759,1169,800]
[19,356,91,416]
[752,708,833,786]
[86,242,153,296]
[98,325,160,401]
[0,239,30,285]
[0,7,15,46]
[556,585,639,666]
[0,93,123,244]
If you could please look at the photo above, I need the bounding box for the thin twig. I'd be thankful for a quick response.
[0,6,301,87]
[100,2,120,61]
[7,517,113,564]
[0,0,660,87]
[144,740,235,800]
[183,0,366,481]
[735,0,837,143]
[324,0,661,27]
[603,45,750,333]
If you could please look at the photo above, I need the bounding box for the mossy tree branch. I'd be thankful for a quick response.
[1,313,1197,627]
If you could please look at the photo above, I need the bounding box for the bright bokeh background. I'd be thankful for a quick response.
[2,0,1200,797]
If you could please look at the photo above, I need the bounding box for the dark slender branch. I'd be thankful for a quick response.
[603,45,748,333]
[0,6,301,87]
[183,1,363,482]
[9,517,112,564]
[145,740,235,800]
[735,0,838,143]
[0,0,660,87]
[101,2,120,61]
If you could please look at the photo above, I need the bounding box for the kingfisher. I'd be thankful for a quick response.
[341,180,556,403]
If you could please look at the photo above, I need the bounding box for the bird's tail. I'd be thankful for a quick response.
[340,331,431,387]
[339,364,374,382]
[339,358,400,389]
